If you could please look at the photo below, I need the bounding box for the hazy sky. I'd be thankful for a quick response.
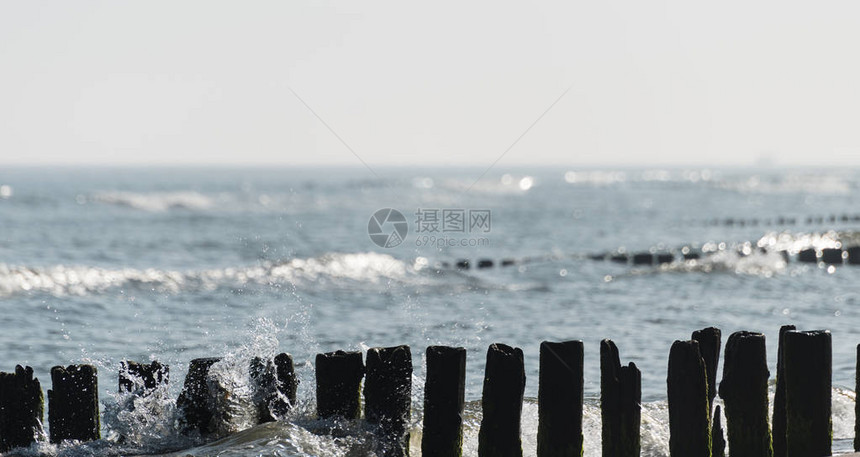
[1,1,859,167]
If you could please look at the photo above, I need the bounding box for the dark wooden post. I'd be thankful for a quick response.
[478,343,525,457]
[783,330,831,457]
[0,365,44,451]
[316,350,364,420]
[119,360,168,395]
[249,356,278,423]
[692,327,722,453]
[691,327,721,413]
[365,345,412,457]
[600,339,641,457]
[772,324,795,457]
[176,357,221,435]
[713,405,726,457]
[274,352,299,416]
[249,352,301,423]
[719,331,772,456]
[537,340,583,457]
[422,346,466,457]
[667,340,710,457]
[48,364,100,444]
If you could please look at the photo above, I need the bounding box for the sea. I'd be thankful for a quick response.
[1,165,859,456]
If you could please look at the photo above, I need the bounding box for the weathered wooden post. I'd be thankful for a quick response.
[537,340,583,457]
[478,343,525,457]
[600,339,641,457]
[364,345,412,457]
[719,331,772,456]
[316,350,364,420]
[48,364,100,444]
[783,330,831,457]
[422,346,466,457]
[713,405,726,457]
[176,357,221,435]
[772,324,795,457]
[0,365,44,451]
[692,327,722,452]
[249,353,301,422]
[119,360,168,395]
[691,327,721,411]
[667,340,710,457]
[274,353,299,415]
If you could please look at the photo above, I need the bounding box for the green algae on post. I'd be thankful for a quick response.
[478,343,525,457]
[537,340,584,457]
[422,346,466,457]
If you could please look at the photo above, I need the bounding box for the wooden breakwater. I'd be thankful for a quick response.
[0,326,850,456]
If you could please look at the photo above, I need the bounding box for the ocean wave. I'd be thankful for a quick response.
[0,253,414,298]
[91,191,215,212]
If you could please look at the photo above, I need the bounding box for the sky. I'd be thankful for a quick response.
[1,1,859,167]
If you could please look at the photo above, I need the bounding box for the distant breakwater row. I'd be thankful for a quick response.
[0,325,855,456]
[438,242,860,270]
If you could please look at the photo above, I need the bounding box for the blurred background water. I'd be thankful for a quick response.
[1,165,859,456]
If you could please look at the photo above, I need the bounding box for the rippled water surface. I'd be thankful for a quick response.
[2,166,860,455]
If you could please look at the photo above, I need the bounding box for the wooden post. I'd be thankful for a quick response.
[0,365,44,451]
[718,331,772,456]
[422,346,466,457]
[48,364,100,444]
[667,340,710,457]
[316,350,364,420]
[713,405,726,457]
[846,246,860,265]
[478,343,525,457]
[274,353,299,416]
[249,353,300,422]
[772,324,795,457]
[692,327,722,455]
[176,357,221,435]
[249,356,278,423]
[119,360,168,395]
[537,340,583,457]
[784,330,831,457]
[365,345,412,457]
[600,339,641,457]
[691,327,721,413]
[798,249,816,263]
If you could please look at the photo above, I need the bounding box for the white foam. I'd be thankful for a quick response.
[91,191,214,212]
[0,253,412,298]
